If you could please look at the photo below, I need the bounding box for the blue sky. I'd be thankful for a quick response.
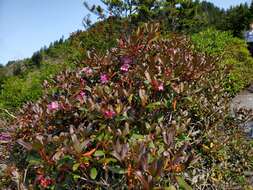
[0,0,251,64]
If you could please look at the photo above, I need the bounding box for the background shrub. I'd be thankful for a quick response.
[0,62,72,110]
[191,28,235,56]
[191,28,253,95]
[31,51,43,67]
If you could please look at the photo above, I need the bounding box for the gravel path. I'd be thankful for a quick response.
[231,90,253,111]
[231,87,253,138]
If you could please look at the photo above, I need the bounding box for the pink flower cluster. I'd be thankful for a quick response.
[103,109,116,119]
[38,175,53,188]
[120,63,130,72]
[100,74,109,84]
[78,55,165,119]
[152,80,164,92]
[81,67,93,76]
[47,101,59,111]
[76,91,86,102]
[0,132,11,142]
[158,83,164,91]
[120,56,133,72]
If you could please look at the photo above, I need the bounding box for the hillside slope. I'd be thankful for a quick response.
[0,18,123,117]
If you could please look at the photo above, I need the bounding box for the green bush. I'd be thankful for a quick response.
[191,28,235,56]
[69,17,124,61]
[0,62,70,109]
[191,28,253,95]
[2,24,252,189]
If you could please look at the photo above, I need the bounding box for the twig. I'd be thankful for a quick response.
[0,108,17,119]
[23,167,29,184]
[79,176,109,188]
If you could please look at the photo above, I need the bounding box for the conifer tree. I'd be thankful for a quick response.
[224,3,251,37]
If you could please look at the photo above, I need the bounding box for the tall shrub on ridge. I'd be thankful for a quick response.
[3,24,251,189]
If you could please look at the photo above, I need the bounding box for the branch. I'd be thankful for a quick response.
[79,176,110,188]
[0,107,17,119]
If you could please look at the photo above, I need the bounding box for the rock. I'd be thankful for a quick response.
[244,121,253,138]
[231,91,253,114]
[231,90,253,138]
[248,84,253,93]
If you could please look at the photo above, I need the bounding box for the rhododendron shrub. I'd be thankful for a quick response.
[8,24,232,189]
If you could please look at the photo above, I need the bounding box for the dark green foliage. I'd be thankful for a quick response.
[87,0,253,37]
[197,1,225,29]
[31,51,43,67]
[86,0,202,32]
[12,64,22,76]
[69,17,123,61]
[176,1,208,33]
[6,60,16,66]
[222,3,251,37]
[155,0,208,33]
[84,0,160,21]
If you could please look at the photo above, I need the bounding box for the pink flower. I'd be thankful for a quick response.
[100,74,109,84]
[0,133,11,142]
[103,109,116,119]
[80,78,86,85]
[76,91,86,102]
[81,67,93,75]
[120,64,130,72]
[158,83,164,91]
[165,68,172,77]
[47,101,59,111]
[111,47,118,53]
[80,91,85,97]
[38,175,53,188]
[120,56,133,65]
[152,80,165,92]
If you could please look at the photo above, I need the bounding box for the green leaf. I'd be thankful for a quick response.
[97,133,105,141]
[146,101,162,109]
[128,94,134,103]
[26,154,41,166]
[145,122,151,130]
[154,186,176,190]
[98,157,117,164]
[108,165,126,174]
[94,150,105,157]
[148,141,155,149]
[90,167,98,180]
[175,176,193,190]
[164,186,176,190]
[73,174,81,180]
[158,115,164,123]
[130,133,144,141]
[72,163,80,171]
[115,115,128,121]
[32,139,44,151]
